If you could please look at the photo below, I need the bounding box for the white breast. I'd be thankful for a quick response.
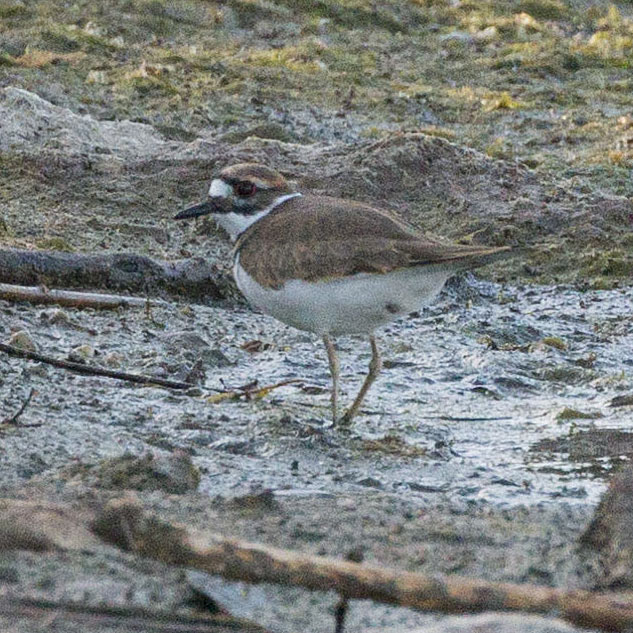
[233,255,451,335]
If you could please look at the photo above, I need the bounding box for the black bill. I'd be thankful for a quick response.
[174,200,216,220]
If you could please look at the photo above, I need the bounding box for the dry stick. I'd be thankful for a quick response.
[205,378,304,403]
[0,597,264,633]
[95,499,633,633]
[334,549,364,633]
[1,388,40,427]
[0,283,165,310]
[0,343,194,391]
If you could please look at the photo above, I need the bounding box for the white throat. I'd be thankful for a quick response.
[214,192,302,241]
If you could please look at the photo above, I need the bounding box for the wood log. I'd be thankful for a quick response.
[0,248,229,302]
[92,498,633,633]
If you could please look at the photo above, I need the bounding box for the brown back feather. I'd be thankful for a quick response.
[236,195,509,289]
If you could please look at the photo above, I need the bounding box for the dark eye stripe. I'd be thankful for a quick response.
[234,181,256,197]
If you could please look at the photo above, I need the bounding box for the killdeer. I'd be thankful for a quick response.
[175,163,509,425]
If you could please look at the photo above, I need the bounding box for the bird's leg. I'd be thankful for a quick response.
[323,334,340,424]
[341,335,382,424]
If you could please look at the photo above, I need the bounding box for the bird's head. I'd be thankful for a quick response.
[175,163,296,240]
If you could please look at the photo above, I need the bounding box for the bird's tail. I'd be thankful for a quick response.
[448,244,513,270]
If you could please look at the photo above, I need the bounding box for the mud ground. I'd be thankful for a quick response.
[2,1,633,631]
[1,273,632,631]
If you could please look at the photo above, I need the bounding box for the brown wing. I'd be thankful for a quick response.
[236,195,509,289]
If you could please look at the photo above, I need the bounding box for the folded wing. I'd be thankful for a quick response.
[236,195,509,289]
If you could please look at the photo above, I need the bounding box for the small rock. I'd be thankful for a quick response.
[8,330,36,352]
[40,308,70,325]
[338,498,357,511]
[24,364,47,378]
[0,566,19,583]
[473,25,498,42]
[230,489,278,511]
[68,344,95,363]
[356,476,383,489]
[103,352,124,368]
[161,330,230,365]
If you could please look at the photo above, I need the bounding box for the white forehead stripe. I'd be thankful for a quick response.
[209,178,232,198]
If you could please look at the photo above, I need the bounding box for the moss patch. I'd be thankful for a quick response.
[556,407,604,421]
[362,434,427,458]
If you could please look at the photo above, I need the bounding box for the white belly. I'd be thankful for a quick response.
[233,257,451,335]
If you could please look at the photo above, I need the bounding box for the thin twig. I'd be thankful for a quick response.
[334,598,348,633]
[1,388,41,427]
[0,343,194,390]
[206,379,304,403]
[334,549,364,633]
[0,597,263,633]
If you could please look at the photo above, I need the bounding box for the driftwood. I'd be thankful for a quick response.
[90,498,633,633]
[0,248,228,302]
[0,343,194,390]
[4,496,633,632]
[0,282,165,309]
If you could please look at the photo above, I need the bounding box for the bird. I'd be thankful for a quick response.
[174,162,509,426]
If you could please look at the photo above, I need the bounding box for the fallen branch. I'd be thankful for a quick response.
[0,283,165,310]
[4,496,633,632]
[0,343,194,390]
[91,498,633,633]
[0,248,230,303]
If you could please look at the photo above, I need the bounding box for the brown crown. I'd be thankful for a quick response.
[219,163,289,190]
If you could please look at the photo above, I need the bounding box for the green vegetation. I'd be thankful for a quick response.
[556,407,603,421]
[2,0,633,174]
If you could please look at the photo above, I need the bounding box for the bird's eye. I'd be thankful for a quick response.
[234,181,256,197]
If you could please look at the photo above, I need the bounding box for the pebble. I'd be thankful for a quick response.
[7,330,36,352]
[68,344,96,363]
[103,352,124,368]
